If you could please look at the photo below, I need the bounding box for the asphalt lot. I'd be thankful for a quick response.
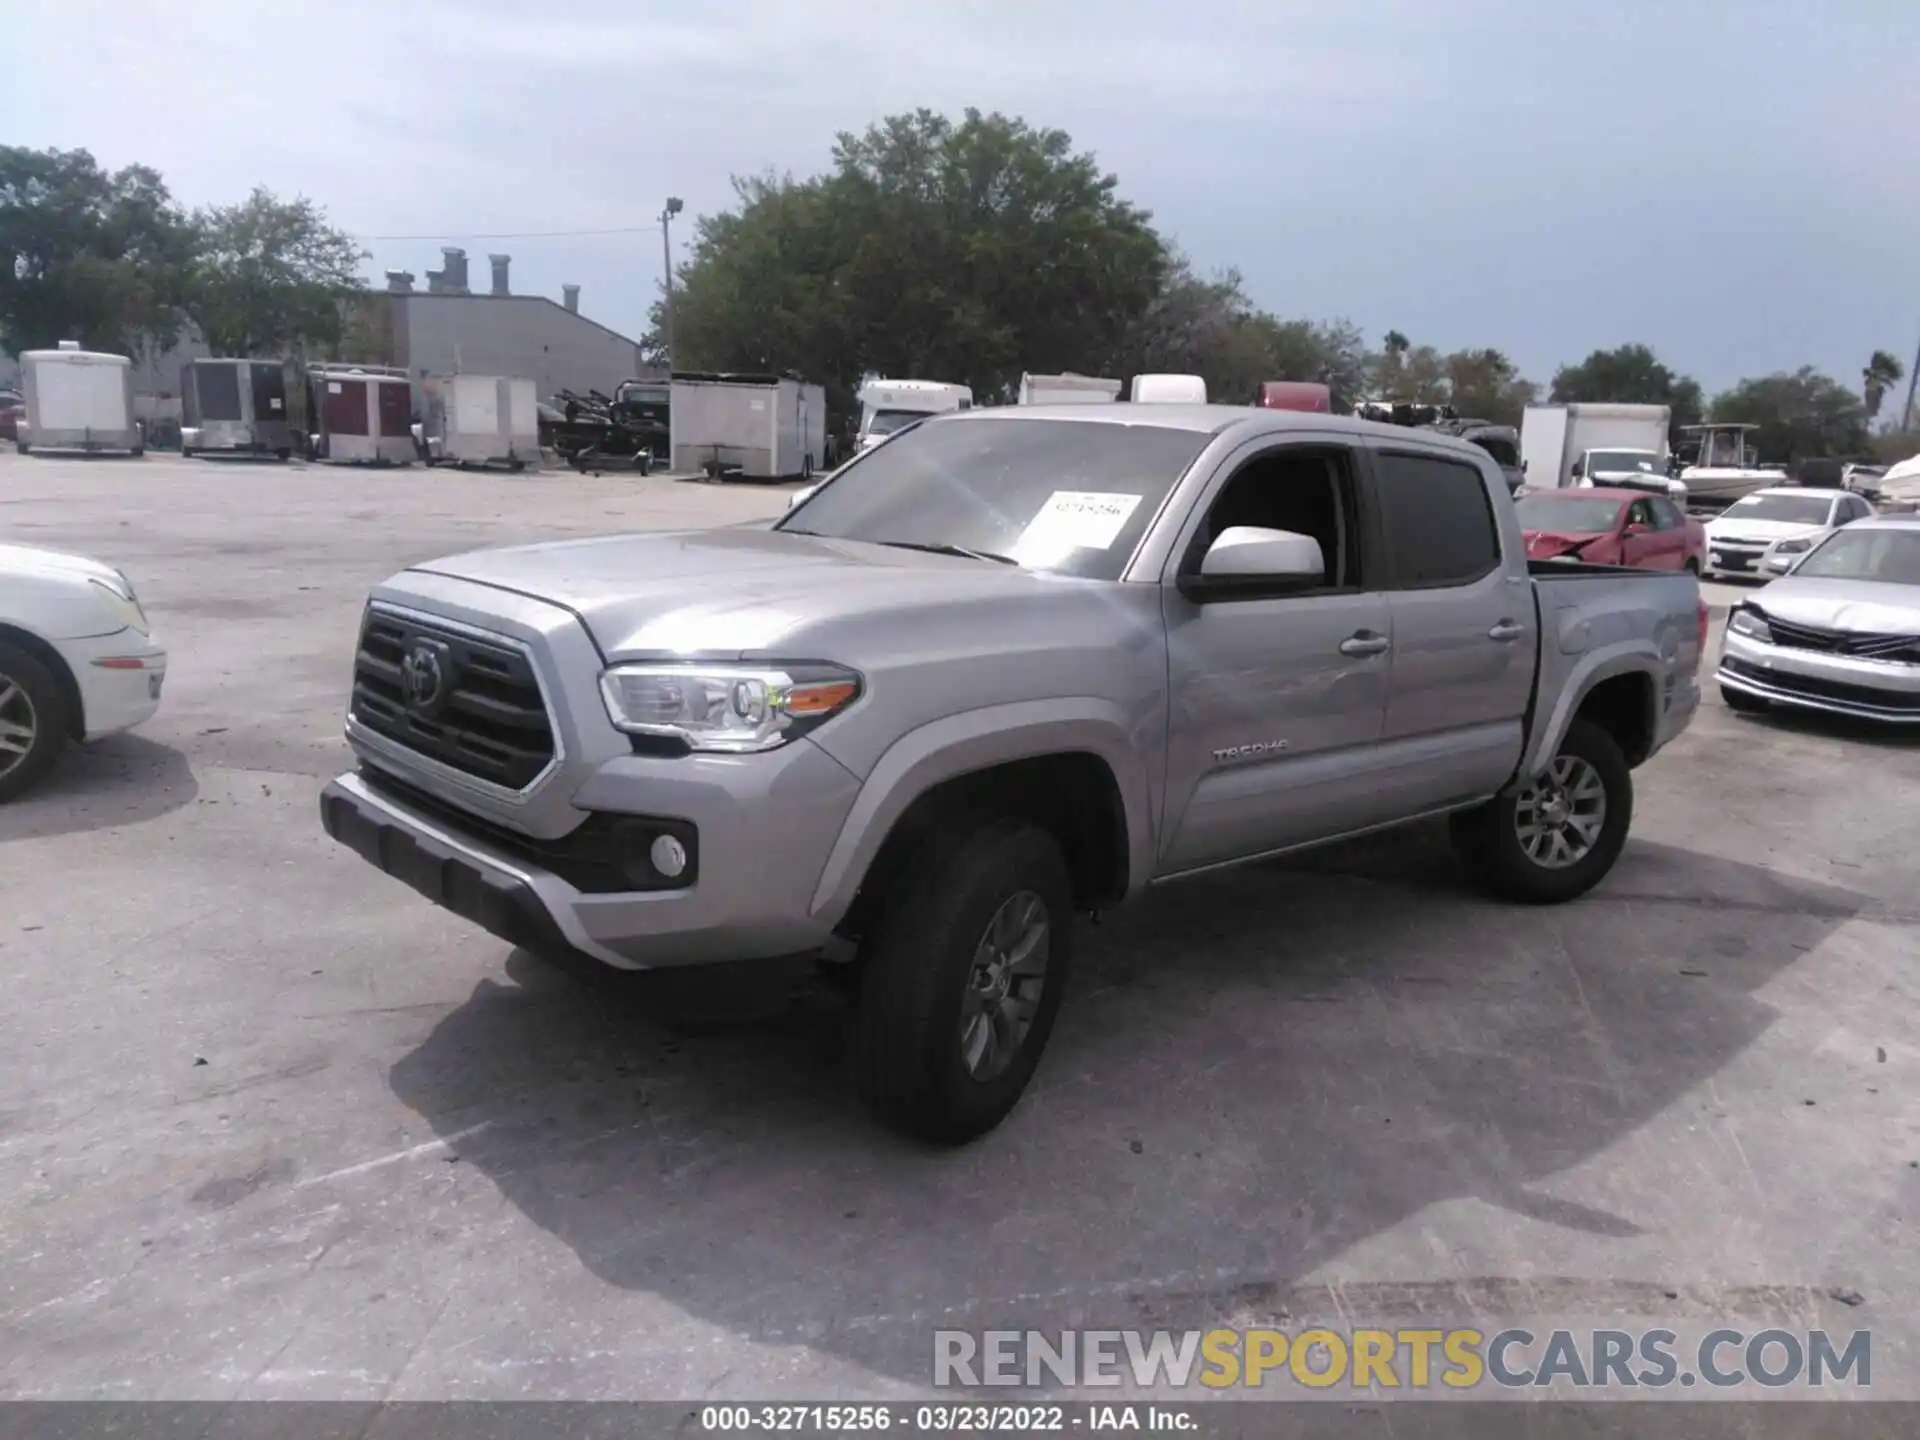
[2,451,1917,1402]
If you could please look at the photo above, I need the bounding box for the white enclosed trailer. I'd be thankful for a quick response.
[16,342,141,455]
[670,372,827,480]
[1129,373,1207,404]
[422,374,541,468]
[1018,372,1122,405]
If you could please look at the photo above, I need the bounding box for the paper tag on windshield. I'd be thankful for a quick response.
[1014,491,1143,563]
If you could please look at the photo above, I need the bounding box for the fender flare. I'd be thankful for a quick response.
[1519,642,1662,782]
[808,699,1155,924]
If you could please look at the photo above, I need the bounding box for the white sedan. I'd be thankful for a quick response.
[0,543,168,801]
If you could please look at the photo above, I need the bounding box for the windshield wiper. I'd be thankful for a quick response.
[874,539,1020,566]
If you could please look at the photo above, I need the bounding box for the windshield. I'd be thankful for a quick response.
[1586,450,1660,475]
[865,408,930,438]
[1514,494,1624,532]
[1723,493,1834,525]
[1791,529,1920,585]
[778,416,1209,579]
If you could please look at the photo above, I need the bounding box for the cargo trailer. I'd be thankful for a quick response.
[1017,372,1121,406]
[180,358,295,459]
[308,365,415,465]
[1256,380,1332,412]
[420,374,540,469]
[669,372,826,480]
[1519,403,1674,494]
[15,342,141,455]
[1129,374,1207,404]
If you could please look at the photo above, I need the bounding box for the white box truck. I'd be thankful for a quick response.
[671,372,827,480]
[855,378,972,453]
[1519,403,1677,497]
[15,342,141,455]
[1019,372,1122,405]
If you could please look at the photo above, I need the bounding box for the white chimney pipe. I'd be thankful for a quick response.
[562,284,580,313]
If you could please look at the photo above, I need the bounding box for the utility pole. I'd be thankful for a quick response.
[1903,321,1920,433]
[660,197,683,373]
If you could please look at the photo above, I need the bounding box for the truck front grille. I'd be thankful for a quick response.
[349,609,556,789]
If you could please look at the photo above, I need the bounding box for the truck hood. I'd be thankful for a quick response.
[408,526,1077,658]
[1752,578,1920,635]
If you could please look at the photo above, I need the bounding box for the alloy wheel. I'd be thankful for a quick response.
[1513,754,1607,869]
[959,890,1051,1081]
[0,676,38,779]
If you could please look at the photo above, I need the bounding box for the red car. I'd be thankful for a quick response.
[1514,486,1705,573]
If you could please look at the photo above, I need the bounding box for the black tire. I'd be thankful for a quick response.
[0,642,70,804]
[14,440,27,455]
[1449,718,1632,905]
[130,446,144,458]
[276,448,291,462]
[1684,558,1700,576]
[854,814,1074,1144]
[181,446,196,459]
[1721,684,1770,715]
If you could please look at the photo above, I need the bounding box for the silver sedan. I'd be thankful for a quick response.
[1718,515,1920,724]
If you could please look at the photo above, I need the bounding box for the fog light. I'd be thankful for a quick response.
[650,833,688,879]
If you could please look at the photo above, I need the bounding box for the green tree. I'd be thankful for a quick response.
[1370,337,1450,405]
[185,188,367,356]
[658,109,1169,412]
[1862,349,1905,422]
[1549,343,1705,431]
[1443,347,1537,427]
[0,145,195,356]
[1709,367,1869,462]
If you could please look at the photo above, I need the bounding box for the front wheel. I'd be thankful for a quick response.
[0,642,70,803]
[1450,718,1632,905]
[854,815,1073,1143]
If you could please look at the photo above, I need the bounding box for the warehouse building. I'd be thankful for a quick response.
[124,248,645,419]
[352,248,645,398]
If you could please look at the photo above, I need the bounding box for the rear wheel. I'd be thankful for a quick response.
[0,642,69,803]
[1721,684,1770,715]
[1450,718,1632,905]
[854,814,1073,1143]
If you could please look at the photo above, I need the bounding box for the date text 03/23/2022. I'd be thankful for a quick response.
[699,1404,1193,1432]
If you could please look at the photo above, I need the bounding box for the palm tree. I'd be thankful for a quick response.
[1862,349,1904,422]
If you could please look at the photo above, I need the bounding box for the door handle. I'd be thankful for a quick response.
[1488,620,1526,642]
[1339,632,1390,657]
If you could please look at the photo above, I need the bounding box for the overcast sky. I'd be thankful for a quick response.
[6,0,1916,394]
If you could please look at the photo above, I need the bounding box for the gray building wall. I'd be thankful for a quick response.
[396,294,642,398]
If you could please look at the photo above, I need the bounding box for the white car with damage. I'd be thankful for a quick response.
[0,544,168,801]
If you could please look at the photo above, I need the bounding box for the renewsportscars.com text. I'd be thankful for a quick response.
[933,1327,1871,1391]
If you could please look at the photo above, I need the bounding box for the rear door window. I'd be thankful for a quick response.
[1371,450,1502,588]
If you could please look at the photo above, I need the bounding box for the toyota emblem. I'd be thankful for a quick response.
[400,640,451,713]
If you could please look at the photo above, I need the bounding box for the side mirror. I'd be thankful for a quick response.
[787,483,818,510]
[1569,460,1584,479]
[1520,459,1529,475]
[1179,526,1325,601]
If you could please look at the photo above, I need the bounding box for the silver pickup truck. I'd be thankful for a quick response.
[320,405,1704,1141]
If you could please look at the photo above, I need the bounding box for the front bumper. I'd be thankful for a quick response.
[64,630,168,740]
[320,746,860,969]
[1705,540,1771,576]
[1719,629,1920,724]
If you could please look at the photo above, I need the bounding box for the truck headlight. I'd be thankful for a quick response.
[599,663,862,752]
[1728,608,1773,642]
[89,574,151,636]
